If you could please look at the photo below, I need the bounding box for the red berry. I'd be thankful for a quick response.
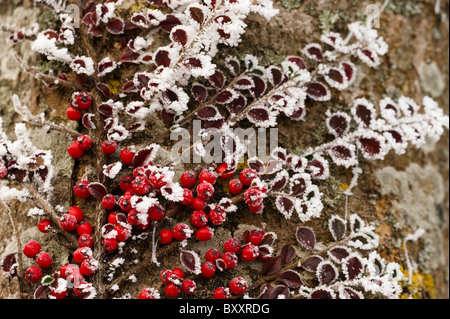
[76,135,93,151]
[217,163,235,179]
[59,264,69,279]
[74,281,91,297]
[160,269,173,284]
[148,204,165,222]
[103,238,118,252]
[222,252,238,269]
[229,179,243,195]
[201,261,216,278]
[77,221,93,236]
[101,194,116,210]
[180,188,193,205]
[132,176,151,196]
[240,168,258,186]
[241,244,259,262]
[199,169,217,185]
[23,240,41,258]
[139,288,158,299]
[172,268,185,279]
[73,247,92,264]
[196,226,214,242]
[172,223,191,241]
[249,203,264,214]
[133,167,145,177]
[115,224,131,242]
[118,195,132,213]
[102,140,117,155]
[78,234,94,248]
[196,182,214,201]
[107,212,118,224]
[35,252,52,268]
[148,171,167,189]
[0,162,8,179]
[67,106,82,121]
[180,170,197,188]
[120,147,135,166]
[224,238,241,253]
[159,229,173,245]
[244,187,264,207]
[67,141,84,159]
[64,264,83,284]
[120,176,133,192]
[205,248,221,263]
[249,230,264,246]
[229,277,247,295]
[209,206,226,226]
[214,287,230,299]
[73,181,91,199]
[127,209,140,226]
[190,211,208,228]
[60,213,78,231]
[37,219,52,233]
[80,259,97,276]
[76,92,92,110]
[191,197,206,211]
[25,266,43,283]
[182,280,196,295]
[68,206,85,223]
[165,283,181,298]
[51,286,68,299]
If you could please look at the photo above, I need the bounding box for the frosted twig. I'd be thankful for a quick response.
[404,229,425,285]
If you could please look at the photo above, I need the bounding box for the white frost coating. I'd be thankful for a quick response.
[0,186,29,202]
[27,207,45,217]
[31,33,72,63]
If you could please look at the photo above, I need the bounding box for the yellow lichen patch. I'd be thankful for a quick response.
[400,267,436,299]
[340,183,349,190]
[107,80,121,95]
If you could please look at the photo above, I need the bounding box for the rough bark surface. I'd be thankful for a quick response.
[0,0,448,299]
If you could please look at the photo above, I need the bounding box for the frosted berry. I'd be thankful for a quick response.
[205,248,221,263]
[224,238,241,254]
[119,175,133,192]
[139,288,158,299]
[191,197,206,211]
[120,147,135,166]
[172,223,191,241]
[229,277,247,295]
[190,211,208,228]
[37,219,52,233]
[180,188,193,205]
[76,135,93,151]
[59,264,69,279]
[249,230,264,246]
[115,224,131,242]
[159,229,173,245]
[78,234,94,248]
[196,226,214,242]
[241,244,259,262]
[209,206,226,226]
[64,264,83,284]
[182,280,196,295]
[76,92,93,110]
[103,238,118,252]
[23,240,41,258]
[214,287,230,299]
[160,269,173,284]
[102,140,117,155]
[77,221,93,236]
[67,106,82,121]
[60,213,78,231]
[25,266,43,283]
[229,179,243,195]
[73,181,90,199]
[127,209,140,225]
[148,171,167,188]
[50,286,68,299]
[73,247,92,264]
[249,203,264,214]
[74,281,90,297]
[180,170,197,188]
[80,259,97,276]
[118,195,132,213]
[101,194,116,210]
[222,252,238,269]
[67,141,84,159]
[172,268,185,279]
[68,206,85,223]
[244,187,264,207]
[165,283,181,298]
[132,176,151,196]
[107,212,118,224]
[0,162,8,179]
[148,204,165,222]
[35,251,52,268]
[196,182,214,201]
[199,169,217,185]
[201,261,216,278]
[217,163,235,179]
[239,168,258,186]
[133,167,145,177]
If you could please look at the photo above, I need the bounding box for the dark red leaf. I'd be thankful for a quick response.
[317,262,337,285]
[301,255,323,272]
[261,256,282,276]
[82,113,96,130]
[358,137,382,156]
[287,56,306,70]
[305,45,323,61]
[329,216,347,241]
[306,82,330,101]
[328,114,349,137]
[154,50,171,68]
[120,50,140,62]
[344,255,364,280]
[171,28,188,46]
[311,289,334,299]
[189,7,205,24]
[296,227,316,251]
[280,245,296,265]
[191,84,208,103]
[329,247,350,262]
[34,285,50,299]
[96,83,111,97]
[180,250,200,274]
[88,182,107,199]
[160,15,181,32]
[133,147,157,167]
[250,76,266,98]
[269,285,290,299]
[106,18,124,34]
[277,270,303,288]
[355,104,373,126]
[197,106,220,120]
[215,90,234,104]
[209,70,225,89]
[225,94,246,115]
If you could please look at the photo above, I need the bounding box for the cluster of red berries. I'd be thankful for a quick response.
[158,268,196,298]
[54,263,95,299]
[66,92,92,121]
[59,206,94,249]
[214,277,248,299]
[23,240,52,283]
[158,223,193,245]
[72,247,98,276]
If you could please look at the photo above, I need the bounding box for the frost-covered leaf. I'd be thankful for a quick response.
[306,82,331,101]
[106,18,124,34]
[326,112,350,138]
[180,250,201,275]
[342,254,365,281]
[208,70,225,89]
[260,232,277,246]
[96,83,111,97]
[296,227,316,251]
[307,155,329,180]
[277,270,303,288]
[159,14,181,32]
[316,261,338,285]
[267,66,284,87]
[225,94,246,115]
[247,107,275,128]
[329,215,347,241]
[191,83,208,103]
[275,196,295,219]
[34,285,50,299]
[170,27,188,46]
[310,287,335,299]
[328,246,351,264]
[196,105,222,121]
[339,286,364,299]
[132,145,159,167]
[82,113,96,130]
[88,182,107,199]
[352,98,376,127]
[154,49,171,67]
[303,43,324,61]
[300,255,323,272]
[279,245,296,265]
[357,133,387,160]
[120,50,140,63]
[249,76,266,98]
[269,285,290,299]
[286,56,306,70]
[261,256,282,277]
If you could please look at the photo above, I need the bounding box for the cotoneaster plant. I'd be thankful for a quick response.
[0,0,448,300]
